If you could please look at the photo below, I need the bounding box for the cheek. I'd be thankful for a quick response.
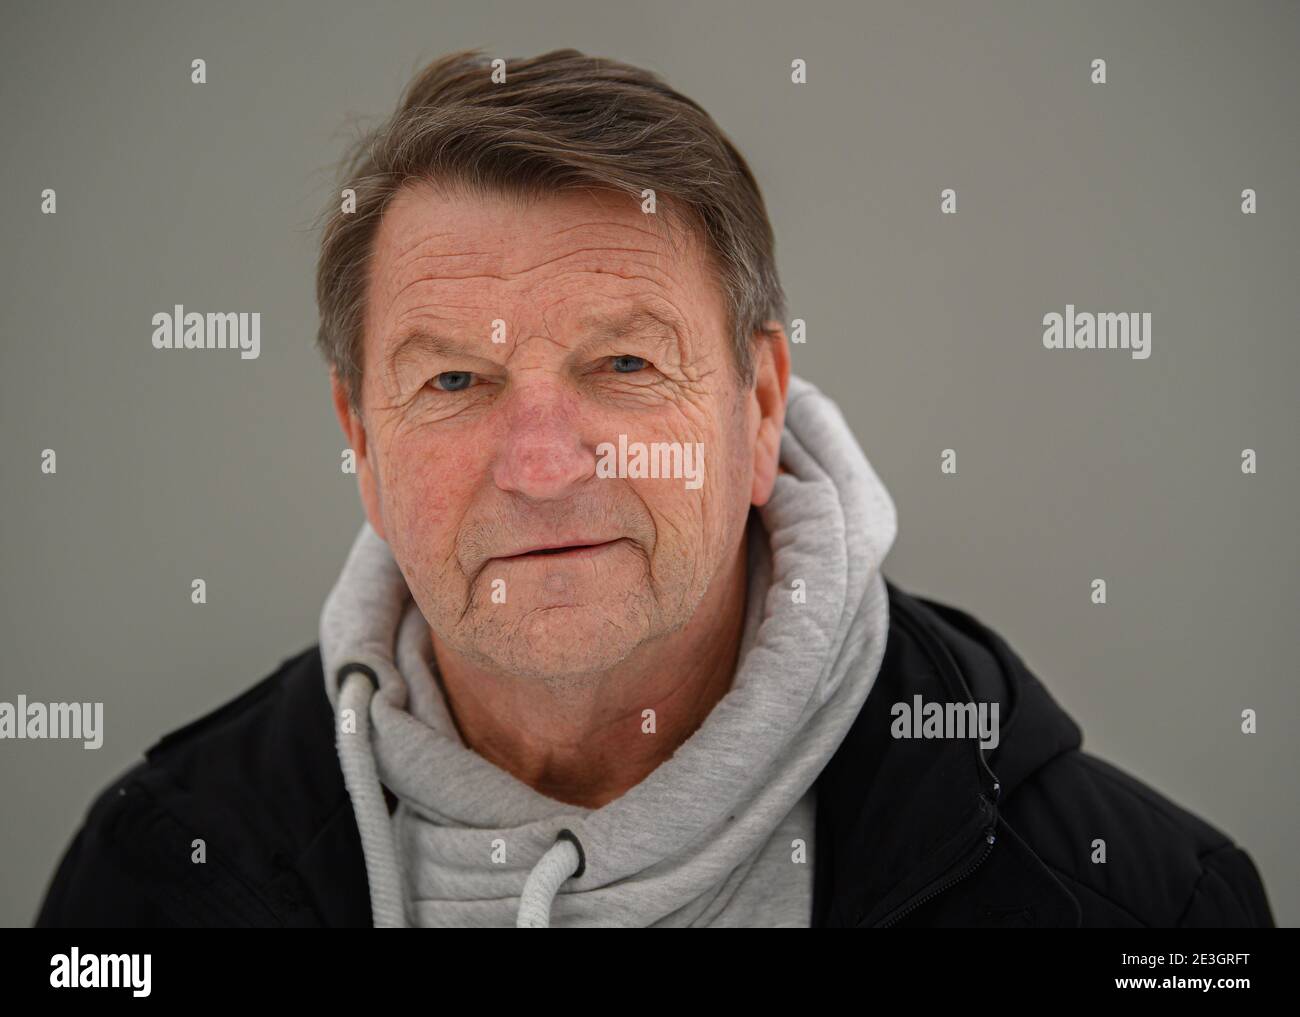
[640,486,695,539]
[380,434,483,565]
[697,418,755,545]
[639,411,749,548]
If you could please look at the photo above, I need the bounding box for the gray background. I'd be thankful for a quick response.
[2,0,1296,926]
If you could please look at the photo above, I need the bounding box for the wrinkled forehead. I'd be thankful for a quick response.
[360,181,724,365]
[369,180,702,294]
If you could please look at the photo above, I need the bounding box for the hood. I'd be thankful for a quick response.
[319,373,900,927]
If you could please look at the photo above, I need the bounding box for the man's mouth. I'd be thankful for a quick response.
[497,539,624,561]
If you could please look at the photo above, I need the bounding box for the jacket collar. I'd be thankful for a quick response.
[265,645,374,927]
[811,578,1083,927]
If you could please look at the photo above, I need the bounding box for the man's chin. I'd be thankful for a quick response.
[472,607,645,681]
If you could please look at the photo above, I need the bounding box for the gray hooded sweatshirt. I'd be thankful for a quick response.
[319,374,898,927]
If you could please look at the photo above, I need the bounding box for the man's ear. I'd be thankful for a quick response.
[330,369,387,541]
[749,321,791,507]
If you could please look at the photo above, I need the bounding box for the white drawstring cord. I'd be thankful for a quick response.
[338,662,586,929]
[337,667,408,928]
[516,828,586,928]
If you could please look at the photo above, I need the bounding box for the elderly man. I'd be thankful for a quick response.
[36,48,1273,928]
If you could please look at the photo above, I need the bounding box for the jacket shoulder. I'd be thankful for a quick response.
[1002,734,1275,926]
[35,645,351,927]
[881,580,1275,928]
[34,758,183,926]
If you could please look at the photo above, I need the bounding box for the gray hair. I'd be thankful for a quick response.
[314,47,787,412]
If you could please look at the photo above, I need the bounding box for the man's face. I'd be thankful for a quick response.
[336,182,777,682]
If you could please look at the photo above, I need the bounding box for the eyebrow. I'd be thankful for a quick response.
[578,307,685,343]
[384,306,685,377]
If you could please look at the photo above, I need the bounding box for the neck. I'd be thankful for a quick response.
[428,524,753,809]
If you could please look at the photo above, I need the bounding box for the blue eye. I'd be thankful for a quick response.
[611,355,647,373]
[432,371,473,391]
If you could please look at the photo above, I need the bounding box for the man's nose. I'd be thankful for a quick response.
[492,383,594,502]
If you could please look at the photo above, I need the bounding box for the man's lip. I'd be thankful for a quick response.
[493,538,625,561]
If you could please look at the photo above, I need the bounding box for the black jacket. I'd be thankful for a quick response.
[34,579,1275,927]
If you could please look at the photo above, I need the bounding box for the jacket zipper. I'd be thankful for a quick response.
[872,823,997,927]
[870,596,1003,928]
